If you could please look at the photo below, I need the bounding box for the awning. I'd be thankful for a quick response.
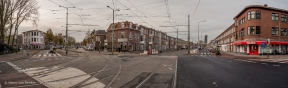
[30,42,44,45]
[232,41,288,45]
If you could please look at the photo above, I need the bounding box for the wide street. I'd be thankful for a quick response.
[0,48,288,88]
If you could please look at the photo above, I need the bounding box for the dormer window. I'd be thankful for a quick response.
[129,22,133,29]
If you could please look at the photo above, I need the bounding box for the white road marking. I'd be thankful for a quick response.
[261,63,267,65]
[168,67,173,70]
[48,54,51,57]
[23,67,106,88]
[38,54,42,57]
[278,62,287,63]
[44,54,46,57]
[273,65,280,67]
[6,62,22,72]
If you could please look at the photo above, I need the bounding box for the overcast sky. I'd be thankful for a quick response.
[19,0,288,42]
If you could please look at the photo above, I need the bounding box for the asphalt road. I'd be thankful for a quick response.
[0,49,178,88]
[177,49,288,88]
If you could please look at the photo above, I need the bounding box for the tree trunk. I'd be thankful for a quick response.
[11,27,17,46]
[7,24,13,46]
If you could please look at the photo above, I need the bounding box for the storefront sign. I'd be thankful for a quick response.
[247,42,255,44]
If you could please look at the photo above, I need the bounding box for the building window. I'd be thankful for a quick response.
[248,26,255,35]
[256,26,261,34]
[281,14,287,22]
[240,29,245,37]
[272,13,278,21]
[256,11,261,19]
[272,27,279,36]
[281,28,287,36]
[129,32,133,40]
[34,38,36,42]
[135,34,137,40]
[37,32,38,36]
[248,11,256,20]
[121,32,125,38]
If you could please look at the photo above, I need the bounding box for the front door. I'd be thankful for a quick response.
[249,44,259,55]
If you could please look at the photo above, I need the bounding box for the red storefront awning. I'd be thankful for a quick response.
[232,41,288,45]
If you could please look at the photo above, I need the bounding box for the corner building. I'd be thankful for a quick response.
[214,4,288,55]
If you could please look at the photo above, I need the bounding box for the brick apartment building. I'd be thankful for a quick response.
[213,4,288,55]
[104,21,187,52]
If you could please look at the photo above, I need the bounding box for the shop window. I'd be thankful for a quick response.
[272,27,279,36]
[281,28,287,36]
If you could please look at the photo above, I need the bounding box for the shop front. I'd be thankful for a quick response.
[232,41,288,55]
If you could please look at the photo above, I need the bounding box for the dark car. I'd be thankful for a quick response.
[50,47,56,53]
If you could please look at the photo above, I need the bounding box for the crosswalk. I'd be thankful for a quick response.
[31,53,63,58]
[191,53,215,57]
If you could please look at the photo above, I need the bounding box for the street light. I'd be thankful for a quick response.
[107,6,120,54]
[198,20,206,49]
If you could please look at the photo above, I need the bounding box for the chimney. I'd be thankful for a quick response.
[264,4,268,7]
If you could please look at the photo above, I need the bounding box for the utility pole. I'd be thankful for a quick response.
[176,28,178,51]
[107,6,120,54]
[188,15,190,54]
[59,5,75,55]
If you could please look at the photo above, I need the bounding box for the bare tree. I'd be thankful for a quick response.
[0,0,39,45]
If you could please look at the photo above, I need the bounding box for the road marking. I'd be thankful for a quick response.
[261,63,267,65]
[273,65,280,67]
[168,67,173,70]
[38,54,41,57]
[44,54,46,57]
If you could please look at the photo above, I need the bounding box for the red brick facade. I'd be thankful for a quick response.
[213,4,288,55]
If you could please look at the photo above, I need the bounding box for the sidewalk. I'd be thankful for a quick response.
[221,51,288,59]
[0,50,41,62]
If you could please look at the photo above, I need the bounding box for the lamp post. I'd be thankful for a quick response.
[198,20,206,49]
[59,5,75,55]
[107,6,120,54]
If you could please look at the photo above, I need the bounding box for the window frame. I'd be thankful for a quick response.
[272,13,279,21]
[271,27,279,36]
[281,14,287,22]
[281,28,287,36]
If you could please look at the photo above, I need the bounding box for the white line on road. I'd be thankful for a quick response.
[273,65,280,67]
[261,63,267,65]
[168,67,173,70]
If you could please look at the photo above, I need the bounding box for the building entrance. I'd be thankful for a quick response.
[249,44,258,55]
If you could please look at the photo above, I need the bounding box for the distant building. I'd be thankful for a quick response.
[22,29,46,49]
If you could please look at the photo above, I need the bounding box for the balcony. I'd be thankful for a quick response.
[118,38,128,42]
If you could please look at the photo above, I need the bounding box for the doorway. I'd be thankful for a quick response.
[249,44,259,55]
